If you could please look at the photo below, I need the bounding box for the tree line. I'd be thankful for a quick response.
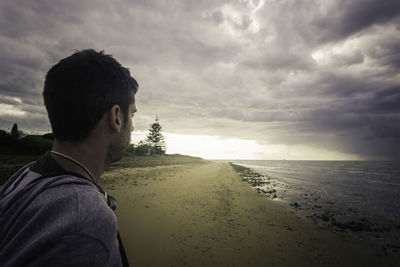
[126,116,167,155]
[0,123,53,154]
[0,117,167,156]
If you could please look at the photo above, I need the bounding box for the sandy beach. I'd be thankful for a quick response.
[100,161,396,267]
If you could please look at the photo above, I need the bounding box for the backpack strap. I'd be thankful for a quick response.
[117,231,130,267]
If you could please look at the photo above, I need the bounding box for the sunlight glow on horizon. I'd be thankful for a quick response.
[131,131,362,160]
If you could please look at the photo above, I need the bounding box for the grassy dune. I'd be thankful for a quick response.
[0,153,205,185]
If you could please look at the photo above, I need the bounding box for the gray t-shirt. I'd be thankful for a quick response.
[0,152,125,266]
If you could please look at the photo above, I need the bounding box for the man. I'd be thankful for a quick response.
[0,49,138,266]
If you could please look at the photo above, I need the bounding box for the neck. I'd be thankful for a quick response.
[51,138,108,181]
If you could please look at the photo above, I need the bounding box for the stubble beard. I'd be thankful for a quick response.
[105,128,130,166]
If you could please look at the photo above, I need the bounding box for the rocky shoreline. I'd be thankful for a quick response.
[230,162,400,259]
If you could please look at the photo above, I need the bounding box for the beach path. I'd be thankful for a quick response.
[100,162,389,267]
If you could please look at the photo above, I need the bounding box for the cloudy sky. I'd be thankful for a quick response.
[1,0,400,160]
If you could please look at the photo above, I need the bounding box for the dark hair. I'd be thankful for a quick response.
[43,49,138,141]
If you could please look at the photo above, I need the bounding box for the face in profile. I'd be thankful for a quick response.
[107,101,136,164]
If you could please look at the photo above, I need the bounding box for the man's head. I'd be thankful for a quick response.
[43,49,138,161]
[43,50,138,163]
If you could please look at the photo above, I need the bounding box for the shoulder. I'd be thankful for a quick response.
[29,177,118,243]
[73,183,118,238]
[1,175,121,266]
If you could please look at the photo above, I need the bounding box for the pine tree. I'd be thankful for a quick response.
[10,123,22,140]
[146,116,166,155]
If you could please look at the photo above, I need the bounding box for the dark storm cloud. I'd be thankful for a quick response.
[306,111,400,159]
[0,0,93,103]
[366,37,400,71]
[313,0,400,42]
[0,0,399,159]
[371,86,400,113]
[280,80,400,159]
[200,65,400,159]
[309,72,373,98]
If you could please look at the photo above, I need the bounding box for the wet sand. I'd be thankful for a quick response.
[100,162,396,267]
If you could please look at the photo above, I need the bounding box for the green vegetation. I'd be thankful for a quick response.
[125,141,153,156]
[0,122,204,185]
[0,123,54,184]
[125,116,167,156]
[0,153,205,186]
[145,116,166,155]
[108,153,205,171]
[0,128,52,155]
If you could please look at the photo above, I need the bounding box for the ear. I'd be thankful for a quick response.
[109,105,123,133]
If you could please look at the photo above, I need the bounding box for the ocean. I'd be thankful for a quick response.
[226,160,400,252]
